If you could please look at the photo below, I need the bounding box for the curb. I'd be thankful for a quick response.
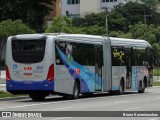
[0,96,29,101]
[152,86,160,87]
[0,84,6,87]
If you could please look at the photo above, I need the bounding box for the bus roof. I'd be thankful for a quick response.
[13,34,152,48]
[57,34,152,48]
[109,37,152,48]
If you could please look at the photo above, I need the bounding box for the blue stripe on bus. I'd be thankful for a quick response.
[56,45,104,93]
[112,85,119,91]
[6,80,54,91]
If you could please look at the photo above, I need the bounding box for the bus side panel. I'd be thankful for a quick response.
[55,42,95,94]
[54,65,75,95]
[112,66,126,91]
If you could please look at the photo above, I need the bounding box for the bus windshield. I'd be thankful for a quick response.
[12,39,46,63]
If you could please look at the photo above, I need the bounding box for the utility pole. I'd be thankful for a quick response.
[102,7,109,35]
[144,12,152,32]
[105,8,108,35]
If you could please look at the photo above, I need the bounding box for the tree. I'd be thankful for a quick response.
[141,0,160,9]
[152,43,160,59]
[129,22,159,44]
[45,16,72,33]
[127,22,160,60]
[113,2,149,30]
[0,19,35,41]
[45,16,107,35]
[0,0,53,32]
[72,12,106,27]
[108,11,126,31]
[82,25,107,35]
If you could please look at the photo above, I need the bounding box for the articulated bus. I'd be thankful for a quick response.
[6,34,153,100]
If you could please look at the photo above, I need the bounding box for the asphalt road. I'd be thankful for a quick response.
[0,87,160,120]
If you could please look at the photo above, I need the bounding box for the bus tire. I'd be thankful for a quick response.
[109,91,115,95]
[63,94,72,99]
[29,92,46,101]
[118,80,124,95]
[72,81,80,99]
[138,80,145,93]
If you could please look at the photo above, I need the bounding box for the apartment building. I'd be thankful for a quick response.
[62,0,142,18]
[44,0,62,27]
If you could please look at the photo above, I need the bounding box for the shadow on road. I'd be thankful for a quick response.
[20,91,139,103]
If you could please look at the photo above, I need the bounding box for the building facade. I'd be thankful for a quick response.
[62,0,142,18]
[44,0,62,27]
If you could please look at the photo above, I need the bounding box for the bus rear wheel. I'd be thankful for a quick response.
[118,81,124,95]
[138,80,145,93]
[29,91,47,101]
[72,81,80,99]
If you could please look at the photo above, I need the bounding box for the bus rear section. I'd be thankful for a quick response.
[6,35,55,100]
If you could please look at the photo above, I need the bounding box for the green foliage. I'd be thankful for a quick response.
[129,22,159,44]
[82,25,107,35]
[153,82,160,86]
[118,33,133,39]
[108,11,126,31]
[141,0,160,9]
[108,31,121,37]
[72,12,106,27]
[152,43,160,58]
[45,16,72,33]
[0,91,27,98]
[127,22,160,59]
[45,16,107,35]
[113,2,148,30]
[0,19,35,41]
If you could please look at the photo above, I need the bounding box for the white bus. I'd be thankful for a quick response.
[6,34,153,100]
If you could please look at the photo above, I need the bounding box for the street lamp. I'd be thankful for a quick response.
[101,7,110,36]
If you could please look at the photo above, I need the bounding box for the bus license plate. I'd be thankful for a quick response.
[24,73,32,78]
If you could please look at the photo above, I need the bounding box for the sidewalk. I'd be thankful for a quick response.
[0,70,6,91]
[0,84,6,91]
[0,71,6,84]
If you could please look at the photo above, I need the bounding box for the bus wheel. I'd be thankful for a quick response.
[72,81,80,99]
[138,81,145,93]
[29,92,46,101]
[118,81,124,95]
[63,94,72,99]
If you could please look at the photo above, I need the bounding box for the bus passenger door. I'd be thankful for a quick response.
[94,45,103,92]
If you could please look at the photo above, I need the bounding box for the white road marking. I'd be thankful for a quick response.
[123,107,141,111]
[53,117,72,120]
[0,94,138,110]
[149,118,159,120]
[53,107,71,111]
[0,92,153,110]
[114,101,128,104]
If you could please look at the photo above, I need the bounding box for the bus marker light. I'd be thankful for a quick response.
[47,64,54,82]
[6,65,11,81]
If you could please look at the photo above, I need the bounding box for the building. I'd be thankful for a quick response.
[62,0,142,18]
[44,0,62,27]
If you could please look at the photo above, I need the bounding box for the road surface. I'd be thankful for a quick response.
[0,87,160,120]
